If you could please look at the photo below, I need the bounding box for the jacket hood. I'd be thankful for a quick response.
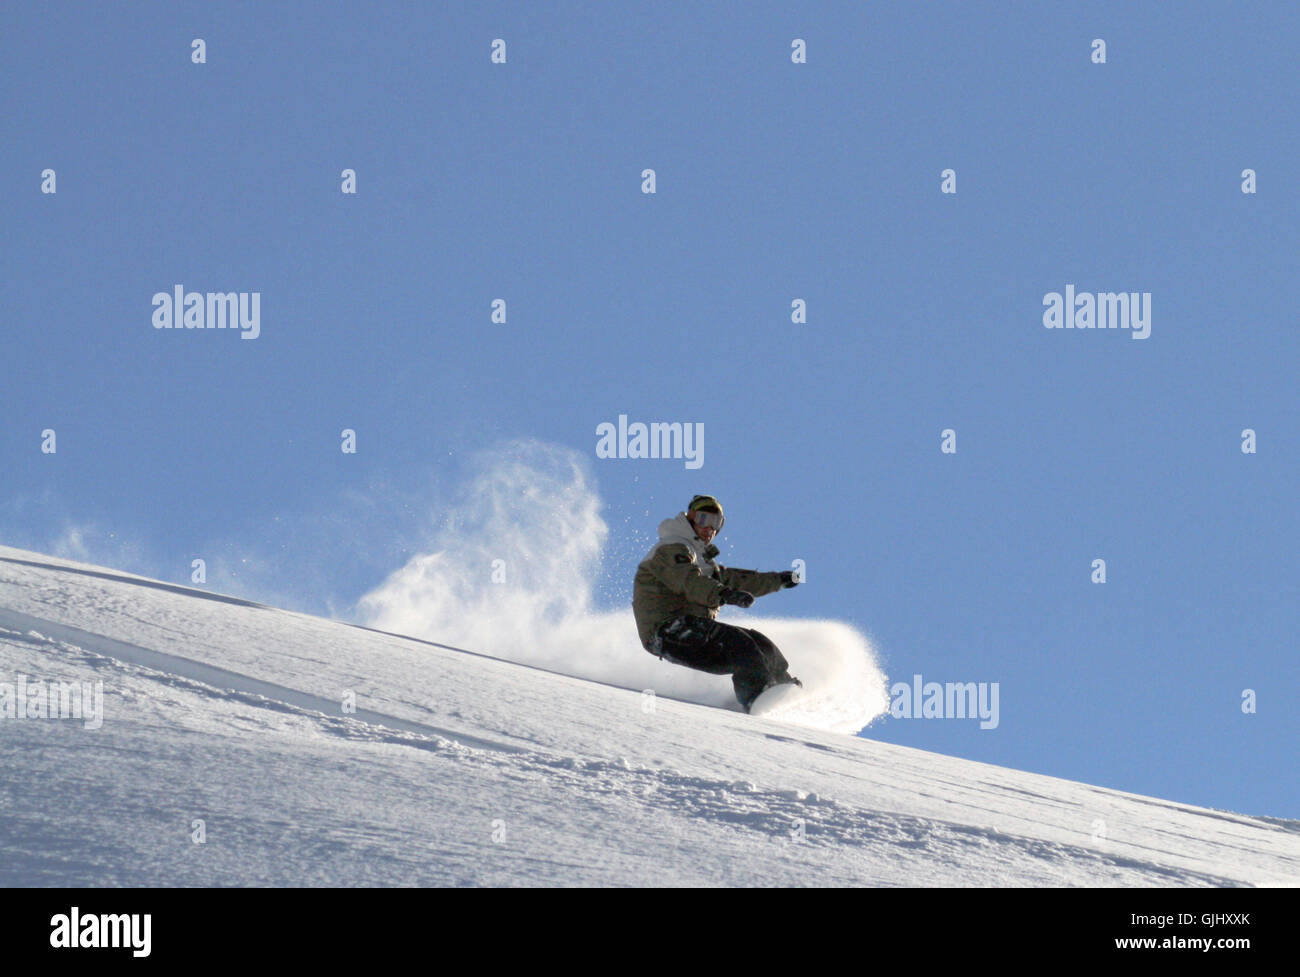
[657,512,699,546]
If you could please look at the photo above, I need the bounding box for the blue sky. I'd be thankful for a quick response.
[2,2,1296,818]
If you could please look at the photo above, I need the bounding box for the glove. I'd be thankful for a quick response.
[779,571,800,589]
[718,587,755,608]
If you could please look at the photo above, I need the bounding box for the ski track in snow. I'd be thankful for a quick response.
[0,608,530,757]
[2,546,1298,887]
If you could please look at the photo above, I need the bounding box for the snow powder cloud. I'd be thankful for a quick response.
[356,440,890,734]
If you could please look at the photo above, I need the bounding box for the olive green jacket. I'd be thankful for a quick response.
[632,513,785,651]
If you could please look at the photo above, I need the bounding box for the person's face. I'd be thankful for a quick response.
[688,510,722,543]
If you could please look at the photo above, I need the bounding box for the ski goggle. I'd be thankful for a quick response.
[690,509,724,531]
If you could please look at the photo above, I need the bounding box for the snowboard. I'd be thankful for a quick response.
[747,677,808,716]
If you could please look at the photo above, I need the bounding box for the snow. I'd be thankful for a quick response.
[2,543,1297,887]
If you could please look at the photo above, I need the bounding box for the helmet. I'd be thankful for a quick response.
[687,494,725,531]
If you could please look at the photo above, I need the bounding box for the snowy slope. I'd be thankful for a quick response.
[1,544,1296,887]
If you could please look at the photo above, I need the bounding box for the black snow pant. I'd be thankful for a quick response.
[652,614,793,710]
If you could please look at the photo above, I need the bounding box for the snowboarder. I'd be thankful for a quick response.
[633,495,802,712]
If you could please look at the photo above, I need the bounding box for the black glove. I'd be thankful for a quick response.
[718,587,755,608]
[779,571,801,589]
